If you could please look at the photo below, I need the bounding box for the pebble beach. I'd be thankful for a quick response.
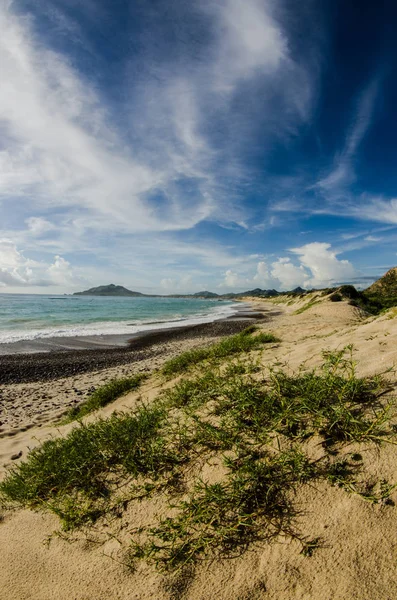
[0,315,262,433]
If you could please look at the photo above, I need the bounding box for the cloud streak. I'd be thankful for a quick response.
[317,78,379,191]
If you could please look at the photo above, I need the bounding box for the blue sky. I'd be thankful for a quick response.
[1,0,397,293]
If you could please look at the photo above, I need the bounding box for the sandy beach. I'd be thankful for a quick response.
[1,294,397,600]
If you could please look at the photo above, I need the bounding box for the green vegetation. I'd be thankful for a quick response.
[163,346,390,447]
[63,374,147,422]
[366,267,397,298]
[324,278,397,315]
[132,448,314,571]
[0,345,395,571]
[294,297,320,314]
[0,405,185,529]
[329,292,342,302]
[161,326,279,376]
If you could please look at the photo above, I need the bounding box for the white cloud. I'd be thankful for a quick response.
[347,197,397,224]
[222,269,245,288]
[0,239,36,286]
[209,0,286,93]
[0,268,30,287]
[220,242,358,291]
[46,255,85,287]
[0,2,205,234]
[160,275,195,293]
[0,239,33,269]
[364,235,381,242]
[0,239,85,289]
[0,1,324,291]
[290,242,357,287]
[252,260,278,288]
[270,257,308,289]
[26,217,55,235]
[0,0,317,249]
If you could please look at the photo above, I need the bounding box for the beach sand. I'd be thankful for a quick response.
[1,295,397,599]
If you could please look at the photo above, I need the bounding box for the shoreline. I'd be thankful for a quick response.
[0,309,267,433]
[0,301,259,356]
[0,301,244,359]
[0,316,264,386]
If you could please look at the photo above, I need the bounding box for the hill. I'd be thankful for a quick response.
[74,284,145,297]
[365,266,397,298]
[220,288,280,299]
[192,291,219,298]
[73,285,310,300]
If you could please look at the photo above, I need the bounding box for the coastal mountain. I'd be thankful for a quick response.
[74,284,145,297]
[192,291,219,298]
[220,288,280,299]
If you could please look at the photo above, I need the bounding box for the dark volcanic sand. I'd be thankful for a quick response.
[0,318,262,385]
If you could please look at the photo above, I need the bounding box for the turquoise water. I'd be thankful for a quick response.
[0,294,236,343]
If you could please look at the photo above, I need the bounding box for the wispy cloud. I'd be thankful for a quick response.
[317,78,379,191]
[345,196,397,224]
[0,0,316,242]
[269,74,394,231]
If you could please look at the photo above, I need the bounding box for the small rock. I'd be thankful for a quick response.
[11,451,22,460]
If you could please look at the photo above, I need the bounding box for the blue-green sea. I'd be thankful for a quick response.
[0,294,237,344]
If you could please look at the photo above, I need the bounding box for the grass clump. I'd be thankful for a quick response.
[64,374,147,422]
[132,448,314,571]
[161,327,279,376]
[0,405,183,529]
[262,347,390,445]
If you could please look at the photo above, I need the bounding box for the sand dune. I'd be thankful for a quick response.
[1,294,397,599]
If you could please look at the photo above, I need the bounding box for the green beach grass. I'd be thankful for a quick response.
[1,342,395,571]
[161,326,279,376]
[63,374,147,422]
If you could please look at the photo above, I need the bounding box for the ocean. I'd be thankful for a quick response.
[0,294,237,345]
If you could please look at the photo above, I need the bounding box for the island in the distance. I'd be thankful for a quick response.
[73,284,146,297]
